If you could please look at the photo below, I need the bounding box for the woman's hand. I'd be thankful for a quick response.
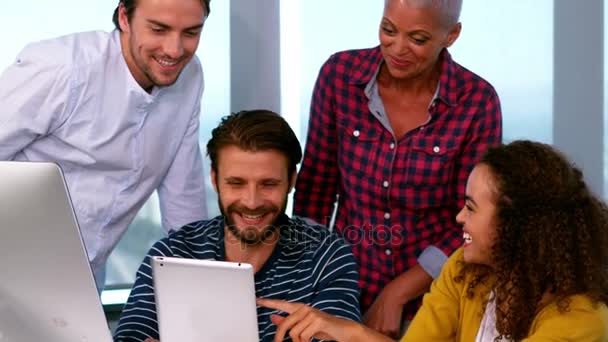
[363,282,406,338]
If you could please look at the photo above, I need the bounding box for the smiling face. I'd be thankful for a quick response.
[379,0,461,81]
[118,0,205,91]
[456,164,499,266]
[211,145,296,246]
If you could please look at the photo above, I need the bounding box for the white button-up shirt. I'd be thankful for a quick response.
[0,30,208,277]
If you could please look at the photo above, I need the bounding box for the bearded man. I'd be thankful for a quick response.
[114,110,361,342]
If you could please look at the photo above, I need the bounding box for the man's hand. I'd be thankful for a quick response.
[144,338,160,342]
[257,298,358,342]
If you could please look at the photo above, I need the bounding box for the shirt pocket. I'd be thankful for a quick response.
[336,120,383,180]
[404,135,459,189]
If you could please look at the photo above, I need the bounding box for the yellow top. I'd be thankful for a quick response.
[402,248,608,341]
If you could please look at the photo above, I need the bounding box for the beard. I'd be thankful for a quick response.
[218,193,289,246]
[128,34,182,89]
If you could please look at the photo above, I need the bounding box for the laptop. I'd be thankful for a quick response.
[152,256,259,342]
[0,161,113,342]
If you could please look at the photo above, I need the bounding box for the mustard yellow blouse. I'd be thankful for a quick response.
[402,248,608,341]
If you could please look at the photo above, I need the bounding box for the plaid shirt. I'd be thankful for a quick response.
[293,46,502,317]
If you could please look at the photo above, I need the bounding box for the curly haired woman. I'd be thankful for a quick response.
[402,140,608,341]
[258,140,608,341]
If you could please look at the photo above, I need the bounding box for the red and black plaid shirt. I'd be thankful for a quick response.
[293,46,502,317]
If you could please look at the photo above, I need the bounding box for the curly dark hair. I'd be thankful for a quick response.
[456,140,608,341]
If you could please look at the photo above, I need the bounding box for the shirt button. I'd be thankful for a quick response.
[384,212,391,219]
[353,130,360,137]
[389,143,395,150]
[433,146,441,153]
[385,249,392,256]
[382,181,389,188]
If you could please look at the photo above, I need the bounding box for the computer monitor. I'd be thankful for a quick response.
[0,161,112,342]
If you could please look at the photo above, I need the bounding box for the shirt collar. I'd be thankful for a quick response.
[112,29,162,101]
[347,46,384,85]
[435,48,458,107]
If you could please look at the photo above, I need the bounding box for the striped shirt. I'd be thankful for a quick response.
[114,214,361,341]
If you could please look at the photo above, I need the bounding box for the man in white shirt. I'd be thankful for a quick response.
[0,0,211,291]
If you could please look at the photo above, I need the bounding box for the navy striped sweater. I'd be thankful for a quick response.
[114,214,361,341]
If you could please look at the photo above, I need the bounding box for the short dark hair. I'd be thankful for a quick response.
[206,110,303,177]
[112,0,211,31]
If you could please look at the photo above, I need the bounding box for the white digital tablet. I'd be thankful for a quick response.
[151,256,259,342]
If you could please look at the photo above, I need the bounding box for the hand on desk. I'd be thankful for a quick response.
[364,263,434,338]
[363,282,405,338]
